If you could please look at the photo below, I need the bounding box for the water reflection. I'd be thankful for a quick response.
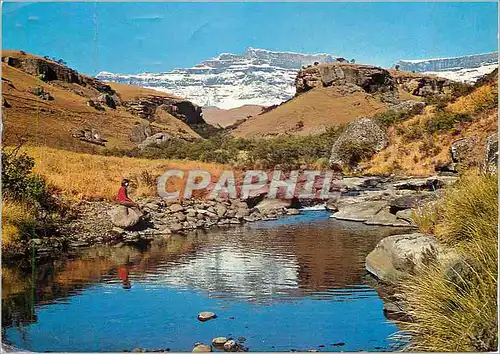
[2,211,408,352]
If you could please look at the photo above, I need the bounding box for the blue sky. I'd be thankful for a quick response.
[2,2,498,76]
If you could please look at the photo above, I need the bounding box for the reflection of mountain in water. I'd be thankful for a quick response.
[2,212,410,329]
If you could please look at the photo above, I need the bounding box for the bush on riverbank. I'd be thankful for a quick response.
[105,127,343,170]
[2,147,52,247]
[399,172,498,351]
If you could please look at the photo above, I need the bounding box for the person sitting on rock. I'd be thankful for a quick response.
[116,179,143,217]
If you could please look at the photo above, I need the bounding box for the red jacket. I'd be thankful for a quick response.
[116,186,133,203]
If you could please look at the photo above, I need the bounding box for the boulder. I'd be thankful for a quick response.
[390,100,426,116]
[223,340,237,351]
[329,118,388,171]
[388,193,435,210]
[129,122,153,143]
[216,204,227,218]
[192,344,212,352]
[108,206,142,229]
[169,223,183,233]
[197,311,217,322]
[330,200,387,222]
[212,338,228,346]
[254,199,291,215]
[169,204,184,213]
[364,207,411,227]
[138,132,171,150]
[484,133,498,173]
[286,208,300,215]
[450,136,478,165]
[96,93,118,109]
[365,233,443,283]
[393,176,457,191]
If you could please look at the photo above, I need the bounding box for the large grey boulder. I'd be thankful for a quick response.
[329,118,388,171]
[365,233,443,283]
[254,199,291,215]
[484,133,498,173]
[330,200,387,222]
[138,132,171,150]
[108,206,141,229]
[390,100,426,115]
[364,207,412,227]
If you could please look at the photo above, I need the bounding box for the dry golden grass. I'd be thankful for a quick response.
[449,84,498,115]
[23,146,230,201]
[232,86,388,138]
[397,172,498,351]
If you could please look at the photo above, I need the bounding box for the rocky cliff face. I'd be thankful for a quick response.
[123,96,204,124]
[295,64,396,96]
[294,63,456,100]
[391,73,454,97]
[2,54,115,95]
[97,48,337,109]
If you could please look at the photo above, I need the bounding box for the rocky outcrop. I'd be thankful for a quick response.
[72,128,107,146]
[138,132,171,149]
[96,93,119,109]
[254,198,292,215]
[331,200,386,222]
[329,117,388,171]
[393,74,453,97]
[108,206,142,229]
[295,63,396,96]
[365,233,444,283]
[484,133,498,173]
[123,96,205,125]
[451,136,478,165]
[2,53,115,95]
[390,100,426,115]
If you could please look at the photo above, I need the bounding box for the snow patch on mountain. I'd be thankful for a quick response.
[424,63,498,84]
[396,52,498,84]
[97,48,336,109]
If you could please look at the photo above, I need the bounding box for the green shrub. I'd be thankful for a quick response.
[373,109,414,127]
[425,112,472,133]
[335,140,377,168]
[2,148,49,205]
[123,126,344,170]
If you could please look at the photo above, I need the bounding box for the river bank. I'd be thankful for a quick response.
[3,174,457,267]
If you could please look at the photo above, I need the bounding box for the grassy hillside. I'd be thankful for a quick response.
[231,86,388,138]
[202,105,263,128]
[364,75,498,176]
[2,50,200,153]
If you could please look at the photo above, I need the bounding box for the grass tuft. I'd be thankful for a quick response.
[397,172,498,352]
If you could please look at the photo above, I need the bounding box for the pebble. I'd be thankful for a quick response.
[192,344,212,352]
[197,311,216,321]
[212,337,228,346]
[223,340,237,351]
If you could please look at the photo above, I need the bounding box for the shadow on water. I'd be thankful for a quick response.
[2,211,410,352]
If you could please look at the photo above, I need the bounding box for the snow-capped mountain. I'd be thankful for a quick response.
[97,48,336,109]
[396,52,498,84]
